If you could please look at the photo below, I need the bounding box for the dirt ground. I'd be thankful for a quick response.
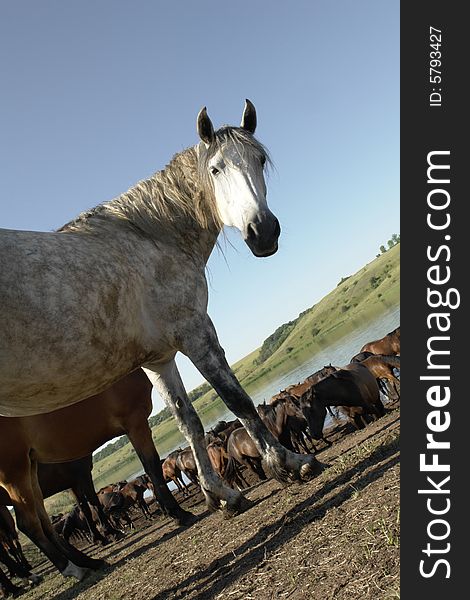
[14,401,400,600]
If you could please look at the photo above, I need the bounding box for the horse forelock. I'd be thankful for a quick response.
[198,126,272,176]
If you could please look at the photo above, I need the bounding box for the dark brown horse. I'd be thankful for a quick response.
[0,369,194,581]
[208,419,242,445]
[226,428,267,482]
[349,351,374,363]
[97,491,135,531]
[305,364,338,384]
[0,506,32,573]
[299,363,385,439]
[54,505,99,544]
[360,326,400,355]
[0,506,42,591]
[37,457,122,546]
[273,368,339,447]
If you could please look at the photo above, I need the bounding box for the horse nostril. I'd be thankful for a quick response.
[246,222,258,240]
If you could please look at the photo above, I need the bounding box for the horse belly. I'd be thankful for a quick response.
[0,230,201,416]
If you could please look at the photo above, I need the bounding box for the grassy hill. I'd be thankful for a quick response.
[45,243,399,514]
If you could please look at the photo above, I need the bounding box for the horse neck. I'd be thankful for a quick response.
[150,146,222,263]
[63,145,222,266]
[383,355,400,367]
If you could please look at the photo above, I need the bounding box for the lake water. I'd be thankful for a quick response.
[136,304,400,489]
[202,304,400,430]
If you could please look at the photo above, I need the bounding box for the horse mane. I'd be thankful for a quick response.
[58,126,270,250]
[58,147,220,241]
[268,396,286,409]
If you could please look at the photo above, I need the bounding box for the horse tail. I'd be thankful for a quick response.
[223,456,238,487]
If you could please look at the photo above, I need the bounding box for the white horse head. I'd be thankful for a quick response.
[197,100,280,257]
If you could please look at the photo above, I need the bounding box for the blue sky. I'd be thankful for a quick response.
[0,1,399,414]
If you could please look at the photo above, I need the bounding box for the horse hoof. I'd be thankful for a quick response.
[178,512,198,527]
[265,451,325,484]
[96,537,111,546]
[86,558,109,571]
[223,494,254,519]
[10,585,23,598]
[298,456,327,481]
[111,529,126,540]
[61,562,91,581]
[28,573,42,586]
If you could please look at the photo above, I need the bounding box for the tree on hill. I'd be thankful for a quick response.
[254,321,297,365]
[379,234,399,254]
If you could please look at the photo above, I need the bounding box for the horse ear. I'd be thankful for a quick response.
[240,99,257,133]
[197,106,215,146]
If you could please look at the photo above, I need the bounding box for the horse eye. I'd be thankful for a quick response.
[210,167,220,176]
[260,156,266,167]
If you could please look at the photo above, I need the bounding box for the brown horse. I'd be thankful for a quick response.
[270,365,337,403]
[206,440,249,490]
[305,364,338,384]
[36,456,122,546]
[360,326,400,355]
[175,449,199,486]
[226,428,267,482]
[0,369,194,581]
[299,363,384,439]
[117,479,153,520]
[161,452,190,497]
[97,491,135,531]
[349,351,374,363]
[258,398,313,453]
[360,355,400,399]
[207,419,242,445]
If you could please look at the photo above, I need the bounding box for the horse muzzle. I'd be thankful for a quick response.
[244,215,281,258]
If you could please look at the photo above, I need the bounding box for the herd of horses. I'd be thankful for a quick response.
[0,325,400,596]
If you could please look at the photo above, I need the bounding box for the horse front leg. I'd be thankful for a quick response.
[181,317,325,485]
[144,360,253,517]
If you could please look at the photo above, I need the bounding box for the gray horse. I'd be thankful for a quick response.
[0,100,323,576]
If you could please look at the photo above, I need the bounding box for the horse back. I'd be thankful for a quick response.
[227,427,260,459]
[315,363,378,405]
